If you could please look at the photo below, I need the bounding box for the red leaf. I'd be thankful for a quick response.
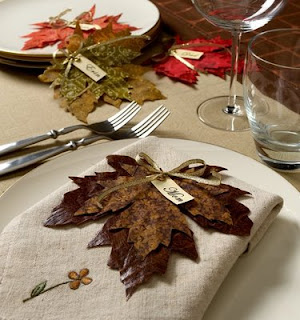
[175,35,232,52]
[22,29,60,50]
[21,5,139,50]
[154,56,198,84]
[153,36,244,84]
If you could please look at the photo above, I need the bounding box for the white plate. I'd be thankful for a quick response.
[1,138,299,320]
[0,0,159,59]
[0,55,50,68]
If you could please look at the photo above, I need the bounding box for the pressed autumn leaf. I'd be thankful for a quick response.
[154,36,244,84]
[39,23,165,121]
[45,154,252,298]
[102,94,122,108]
[128,78,166,105]
[65,90,97,123]
[91,21,131,44]
[22,5,138,50]
[38,66,61,83]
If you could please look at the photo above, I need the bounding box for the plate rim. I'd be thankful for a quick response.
[0,0,160,59]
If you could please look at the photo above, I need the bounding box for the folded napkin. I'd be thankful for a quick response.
[0,137,283,320]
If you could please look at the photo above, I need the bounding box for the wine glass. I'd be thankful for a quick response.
[191,0,287,131]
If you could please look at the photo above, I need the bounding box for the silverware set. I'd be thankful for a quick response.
[0,102,170,176]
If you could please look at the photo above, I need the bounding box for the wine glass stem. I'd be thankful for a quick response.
[224,31,242,115]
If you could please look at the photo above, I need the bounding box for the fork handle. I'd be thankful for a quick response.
[0,125,83,157]
[0,135,105,176]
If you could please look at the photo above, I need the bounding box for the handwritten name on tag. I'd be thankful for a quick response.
[68,22,101,31]
[171,49,203,60]
[151,177,194,205]
[73,54,107,82]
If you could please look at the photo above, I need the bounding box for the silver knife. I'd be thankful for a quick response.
[0,135,110,176]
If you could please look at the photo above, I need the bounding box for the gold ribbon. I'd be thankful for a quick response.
[95,152,221,208]
[49,8,72,28]
[52,34,83,78]
[48,8,100,30]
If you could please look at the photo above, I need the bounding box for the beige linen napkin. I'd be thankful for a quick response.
[0,137,283,320]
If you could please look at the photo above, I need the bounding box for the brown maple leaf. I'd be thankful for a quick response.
[45,155,252,298]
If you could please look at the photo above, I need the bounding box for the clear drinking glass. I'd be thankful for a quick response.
[191,0,286,131]
[244,28,300,171]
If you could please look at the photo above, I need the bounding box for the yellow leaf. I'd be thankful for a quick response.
[38,67,61,83]
[102,94,122,108]
[67,90,97,122]
[120,64,151,78]
[92,22,130,43]
[66,22,84,53]
[128,78,166,105]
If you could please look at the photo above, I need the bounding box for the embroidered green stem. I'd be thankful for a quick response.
[23,268,93,303]
[23,280,72,303]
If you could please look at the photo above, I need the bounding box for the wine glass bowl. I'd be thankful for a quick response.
[192,0,287,32]
[191,0,287,131]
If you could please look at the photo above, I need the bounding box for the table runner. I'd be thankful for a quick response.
[0,137,283,320]
[149,0,300,42]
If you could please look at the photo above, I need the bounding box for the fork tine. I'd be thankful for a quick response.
[130,105,166,131]
[132,106,167,134]
[110,103,141,130]
[107,101,137,123]
[136,109,170,138]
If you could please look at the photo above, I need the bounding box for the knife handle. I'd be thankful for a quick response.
[0,125,83,157]
[0,135,105,176]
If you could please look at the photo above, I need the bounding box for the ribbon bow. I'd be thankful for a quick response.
[94,152,221,208]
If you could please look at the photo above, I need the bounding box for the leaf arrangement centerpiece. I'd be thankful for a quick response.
[45,153,253,299]
[38,21,165,122]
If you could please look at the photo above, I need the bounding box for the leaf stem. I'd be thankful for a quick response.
[23,280,72,303]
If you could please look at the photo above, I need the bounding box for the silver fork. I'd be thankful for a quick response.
[0,105,170,176]
[0,101,141,157]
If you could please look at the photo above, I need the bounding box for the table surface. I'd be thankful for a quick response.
[0,64,299,197]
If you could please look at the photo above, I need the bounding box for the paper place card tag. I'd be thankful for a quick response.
[151,177,194,205]
[73,54,107,82]
[68,22,101,30]
[171,49,203,60]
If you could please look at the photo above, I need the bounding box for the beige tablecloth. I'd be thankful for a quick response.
[0,65,299,198]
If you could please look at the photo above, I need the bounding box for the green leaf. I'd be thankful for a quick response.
[90,76,131,101]
[88,44,141,67]
[60,68,91,101]
[31,281,47,298]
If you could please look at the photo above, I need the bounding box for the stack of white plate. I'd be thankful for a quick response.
[0,0,160,68]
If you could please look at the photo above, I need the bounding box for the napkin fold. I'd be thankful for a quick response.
[0,137,283,320]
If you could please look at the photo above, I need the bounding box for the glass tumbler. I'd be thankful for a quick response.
[244,29,300,171]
